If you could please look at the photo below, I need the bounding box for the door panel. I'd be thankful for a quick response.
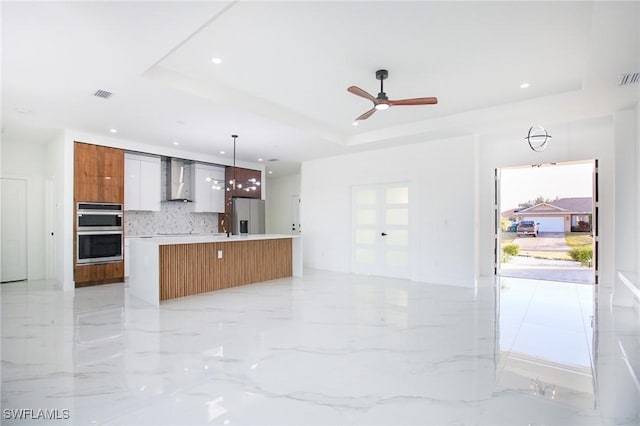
[352,183,410,279]
[1,178,28,282]
[494,168,500,275]
[593,159,599,284]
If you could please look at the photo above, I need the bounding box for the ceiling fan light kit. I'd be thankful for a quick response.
[347,69,438,121]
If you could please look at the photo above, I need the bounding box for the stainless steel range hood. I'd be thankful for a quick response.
[164,157,194,202]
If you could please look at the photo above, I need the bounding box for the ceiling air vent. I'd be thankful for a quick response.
[617,72,639,86]
[93,89,113,99]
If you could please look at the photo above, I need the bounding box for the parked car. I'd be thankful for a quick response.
[516,220,539,237]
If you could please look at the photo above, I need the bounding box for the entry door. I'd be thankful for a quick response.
[494,168,501,275]
[1,178,28,282]
[593,159,599,284]
[352,183,411,279]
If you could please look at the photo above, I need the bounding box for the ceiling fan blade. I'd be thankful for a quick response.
[348,86,377,103]
[388,97,438,106]
[356,107,377,121]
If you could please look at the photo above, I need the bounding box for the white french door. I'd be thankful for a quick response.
[351,182,411,279]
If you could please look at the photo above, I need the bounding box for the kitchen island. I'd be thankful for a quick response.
[129,234,302,306]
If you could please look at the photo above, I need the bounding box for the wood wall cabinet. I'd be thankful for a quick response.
[75,263,124,287]
[74,142,125,203]
[125,153,161,211]
[219,166,262,232]
[74,141,125,287]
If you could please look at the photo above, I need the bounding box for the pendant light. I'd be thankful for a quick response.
[226,134,260,192]
[525,125,552,152]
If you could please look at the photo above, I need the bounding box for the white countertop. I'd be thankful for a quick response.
[129,233,300,246]
[125,233,226,239]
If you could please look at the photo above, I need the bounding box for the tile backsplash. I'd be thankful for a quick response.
[125,202,218,236]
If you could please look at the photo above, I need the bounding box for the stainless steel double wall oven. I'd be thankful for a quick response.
[76,202,123,264]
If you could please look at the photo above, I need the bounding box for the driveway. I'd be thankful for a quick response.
[500,256,594,284]
[504,233,594,284]
[513,232,570,251]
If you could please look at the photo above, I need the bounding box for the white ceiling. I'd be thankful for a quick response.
[2,1,639,176]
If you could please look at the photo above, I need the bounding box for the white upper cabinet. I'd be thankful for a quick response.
[194,163,225,213]
[125,157,141,210]
[125,153,161,211]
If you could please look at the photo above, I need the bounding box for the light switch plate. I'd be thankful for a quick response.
[217,250,223,259]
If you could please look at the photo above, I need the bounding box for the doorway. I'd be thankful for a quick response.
[351,182,411,279]
[495,160,597,284]
[1,178,28,282]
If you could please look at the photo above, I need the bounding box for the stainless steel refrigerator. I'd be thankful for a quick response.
[232,198,265,235]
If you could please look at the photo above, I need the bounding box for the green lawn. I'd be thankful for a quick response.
[565,233,593,249]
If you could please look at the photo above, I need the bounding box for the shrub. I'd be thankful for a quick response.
[501,244,520,263]
[503,244,520,256]
[569,246,593,267]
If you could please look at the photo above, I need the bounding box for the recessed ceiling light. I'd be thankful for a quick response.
[220,151,225,155]
[268,170,273,174]
[257,158,263,162]
[352,121,358,126]
[109,128,117,133]
[172,141,179,146]
[211,57,222,64]
[520,82,531,89]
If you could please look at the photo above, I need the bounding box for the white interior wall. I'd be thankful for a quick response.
[613,103,640,308]
[46,130,73,290]
[614,109,638,274]
[301,135,476,287]
[1,137,48,280]
[265,173,300,234]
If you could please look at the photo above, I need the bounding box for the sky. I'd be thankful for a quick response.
[500,161,594,211]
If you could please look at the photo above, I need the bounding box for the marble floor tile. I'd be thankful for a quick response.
[1,271,638,425]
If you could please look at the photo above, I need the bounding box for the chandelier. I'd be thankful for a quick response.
[525,125,552,152]
[226,134,261,192]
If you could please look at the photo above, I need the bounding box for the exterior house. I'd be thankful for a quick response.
[513,197,592,233]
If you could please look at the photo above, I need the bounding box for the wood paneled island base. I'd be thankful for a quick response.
[159,239,292,301]
[129,234,302,306]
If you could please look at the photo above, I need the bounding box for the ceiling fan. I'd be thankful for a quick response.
[347,69,438,121]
